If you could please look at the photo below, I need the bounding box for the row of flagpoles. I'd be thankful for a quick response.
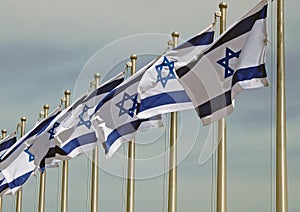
[0,0,287,212]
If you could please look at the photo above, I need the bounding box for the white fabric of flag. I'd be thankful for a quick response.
[137,25,214,119]
[0,172,11,196]
[52,73,125,160]
[0,132,16,158]
[0,108,60,194]
[28,98,86,168]
[92,66,163,157]
[176,0,269,125]
[0,132,16,196]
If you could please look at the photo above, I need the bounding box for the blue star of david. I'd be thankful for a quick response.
[47,122,60,140]
[77,104,92,129]
[155,56,176,88]
[115,92,138,118]
[216,47,242,78]
[24,149,35,162]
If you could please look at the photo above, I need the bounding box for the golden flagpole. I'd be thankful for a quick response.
[61,90,71,212]
[16,117,26,212]
[126,54,137,212]
[90,73,101,212]
[217,2,227,212]
[276,0,288,211]
[0,129,7,212]
[167,32,179,212]
[38,105,49,212]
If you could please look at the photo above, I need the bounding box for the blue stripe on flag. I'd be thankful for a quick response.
[176,56,203,78]
[69,95,87,111]
[196,91,231,118]
[0,182,9,194]
[232,64,267,86]
[0,137,16,153]
[84,78,124,102]
[175,31,214,49]
[31,113,60,137]
[94,89,117,113]
[104,120,142,153]
[139,91,191,113]
[61,132,97,154]
[176,5,268,78]
[94,72,144,113]
[205,5,267,55]
[7,171,32,190]
[39,132,97,168]
[0,113,60,162]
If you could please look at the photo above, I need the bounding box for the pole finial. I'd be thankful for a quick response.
[1,129,7,134]
[130,54,137,60]
[94,73,101,79]
[21,117,26,122]
[43,104,50,110]
[219,2,227,9]
[64,90,71,95]
[171,31,179,38]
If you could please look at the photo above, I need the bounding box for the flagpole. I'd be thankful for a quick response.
[126,54,137,212]
[167,31,179,212]
[276,0,288,211]
[16,117,26,212]
[38,104,50,212]
[217,3,227,212]
[90,73,100,212]
[0,129,7,212]
[61,90,71,212]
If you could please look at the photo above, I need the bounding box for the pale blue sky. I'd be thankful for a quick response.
[0,0,299,211]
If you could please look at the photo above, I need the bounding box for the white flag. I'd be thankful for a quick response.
[28,98,85,168]
[53,73,125,160]
[92,65,163,157]
[0,109,60,194]
[0,132,16,196]
[137,25,214,119]
[0,131,16,158]
[176,0,269,125]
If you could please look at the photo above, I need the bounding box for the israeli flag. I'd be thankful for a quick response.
[176,0,269,125]
[0,172,11,196]
[0,108,60,194]
[0,132,16,196]
[51,73,125,160]
[137,25,214,119]
[0,132,16,158]
[92,65,163,157]
[28,98,86,168]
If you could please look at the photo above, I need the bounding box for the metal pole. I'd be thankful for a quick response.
[276,0,288,211]
[126,54,137,212]
[1,129,7,138]
[0,129,7,212]
[90,73,100,212]
[38,105,49,212]
[61,90,71,212]
[16,117,26,212]
[217,3,227,212]
[167,32,179,212]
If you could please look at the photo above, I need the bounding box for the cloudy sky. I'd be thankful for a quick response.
[0,0,299,211]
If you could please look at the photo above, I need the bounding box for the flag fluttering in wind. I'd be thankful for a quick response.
[92,65,163,157]
[137,25,215,119]
[28,72,124,169]
[0,132,16,158]
[0,108,61,194]
[28,101,83,169]
[0,132,16,196]
[176,0,269,125]
[52,73,125,160]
